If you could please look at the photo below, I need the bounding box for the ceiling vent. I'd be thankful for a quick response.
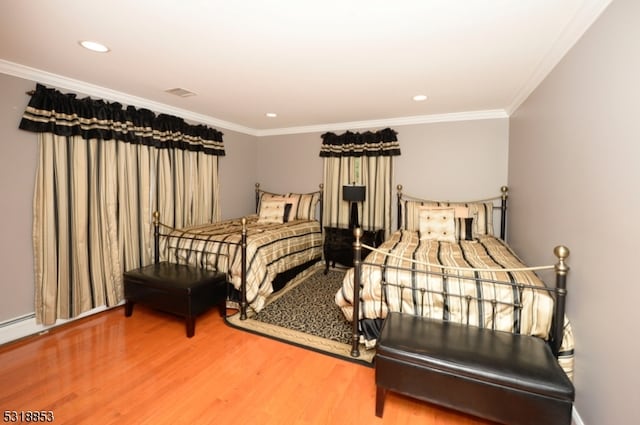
[165,87,197,98]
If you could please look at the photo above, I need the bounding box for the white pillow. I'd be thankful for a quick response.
[418,207,456,242]
[257,200,287,224]
[265,196,298,222]
[413,202,493,236]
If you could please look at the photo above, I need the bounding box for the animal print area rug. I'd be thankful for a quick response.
[225,263,375,366]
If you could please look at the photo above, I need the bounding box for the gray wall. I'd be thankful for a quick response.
[218,129,258,219]
[508,1,639,424]
[0,73,37,322]
[256,118,509,206]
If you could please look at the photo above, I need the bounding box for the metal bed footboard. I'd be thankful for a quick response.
[349,229,569,360]
[153,212,251,319]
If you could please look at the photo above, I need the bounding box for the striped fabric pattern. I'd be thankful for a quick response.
[322,156,394,234]
[23,85,224,325]
[455,217,475,241]
[287,192,320,220]
[402,199,494,237]
[163,216,322,313]
[319,128,400,157]
[335,230,575,379]
[20,84,225,156]
[257,190,320,221]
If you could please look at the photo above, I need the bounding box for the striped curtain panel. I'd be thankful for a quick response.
[20,84,225,325]
[320,128,400,236]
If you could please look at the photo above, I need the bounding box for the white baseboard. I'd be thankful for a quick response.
[573,406,585,425]
[0,303,122,346]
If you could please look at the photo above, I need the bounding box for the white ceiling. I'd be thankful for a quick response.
[0,0,611,136]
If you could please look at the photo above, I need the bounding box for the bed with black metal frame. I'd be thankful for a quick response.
[337,185,576,425]
[152,183,324,320]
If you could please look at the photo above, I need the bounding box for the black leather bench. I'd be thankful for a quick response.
[375,312,575,425]
[124,262,227,337]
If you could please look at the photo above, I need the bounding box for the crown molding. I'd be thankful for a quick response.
[0,59,255,136]
[507,0,613,115]
[3,59,507,138]
[254,109,509,137]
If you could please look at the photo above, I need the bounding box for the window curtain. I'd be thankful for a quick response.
[320,128,400,235]
[19,84,225,325]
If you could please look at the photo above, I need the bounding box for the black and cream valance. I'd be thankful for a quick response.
[319,128,400,157]
[19,84,225,156]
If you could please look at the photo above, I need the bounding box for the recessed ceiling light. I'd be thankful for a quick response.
[79,40,110,53]
[265,112,277,118]
[413,94,428,102]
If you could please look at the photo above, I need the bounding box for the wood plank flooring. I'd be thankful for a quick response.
[0,306,495,425]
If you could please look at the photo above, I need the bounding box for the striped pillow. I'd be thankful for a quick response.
[466,202,493,236]
[456,217,474,241]
[402,200,439,231]
[287,192,320,220]
[436,202,493,236]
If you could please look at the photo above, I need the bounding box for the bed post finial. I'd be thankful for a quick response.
[552,245,570,356]
[554,245,570,274]
[501,186,508,199]
[354,227,363,244]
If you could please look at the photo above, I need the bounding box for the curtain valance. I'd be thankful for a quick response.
[319,127,400,157]
[19,84,225,156]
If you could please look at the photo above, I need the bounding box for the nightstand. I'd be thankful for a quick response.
[324,226,385,273]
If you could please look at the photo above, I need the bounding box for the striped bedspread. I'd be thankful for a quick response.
[335,230,575,379]
[162,215,322,312]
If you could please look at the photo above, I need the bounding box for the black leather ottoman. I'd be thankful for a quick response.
[375,312,575,425]
[124,262,227,337]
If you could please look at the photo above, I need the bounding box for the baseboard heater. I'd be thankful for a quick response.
[0,313,36,328]
[0,303,123,346]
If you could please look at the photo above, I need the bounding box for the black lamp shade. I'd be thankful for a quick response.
[343,185,366,228]
[343,185,366,202]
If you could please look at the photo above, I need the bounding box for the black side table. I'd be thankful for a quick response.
[324,226,385,273]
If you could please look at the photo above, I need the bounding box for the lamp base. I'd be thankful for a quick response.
[349,202,359,229]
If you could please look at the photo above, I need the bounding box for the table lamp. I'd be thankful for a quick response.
[343,185,366,229]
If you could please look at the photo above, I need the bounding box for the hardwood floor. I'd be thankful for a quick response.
[0,306,495,425]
